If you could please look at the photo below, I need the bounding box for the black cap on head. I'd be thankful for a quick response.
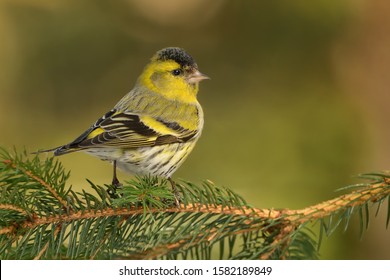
[155,47,197,68]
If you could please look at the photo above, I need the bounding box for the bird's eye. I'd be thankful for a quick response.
[172,69,182,76]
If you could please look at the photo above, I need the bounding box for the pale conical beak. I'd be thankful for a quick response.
[187,70,210,84]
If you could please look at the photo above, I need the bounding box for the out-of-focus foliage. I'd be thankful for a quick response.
[0,0,389,258]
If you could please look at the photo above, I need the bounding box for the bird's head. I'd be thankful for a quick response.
[138,47,209,103]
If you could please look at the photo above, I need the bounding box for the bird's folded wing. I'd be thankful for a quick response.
[67,110,197,150]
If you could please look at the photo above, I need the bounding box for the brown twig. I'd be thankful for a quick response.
[0,204,28,216]
[0,181,388,237]
[0,226,15,235]
[285,182,390,223]
[259,224,296,260]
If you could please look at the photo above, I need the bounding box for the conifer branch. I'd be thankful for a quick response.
[3,158,69,210]
[34,225,61,260]
[0,147,388,259]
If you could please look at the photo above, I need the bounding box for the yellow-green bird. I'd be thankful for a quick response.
[42,47,208,188]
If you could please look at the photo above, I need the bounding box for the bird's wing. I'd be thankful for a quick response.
[54,109,197,155]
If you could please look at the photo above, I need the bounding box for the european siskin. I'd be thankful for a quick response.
[40,47,208,191]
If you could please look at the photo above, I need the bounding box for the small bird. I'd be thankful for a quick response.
[39,47,208,193]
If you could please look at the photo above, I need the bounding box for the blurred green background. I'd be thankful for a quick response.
[1,0,389,259]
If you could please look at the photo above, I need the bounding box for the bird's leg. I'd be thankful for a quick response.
[112,160,121,187]
[168,177,181,208]
[107,160,122,199]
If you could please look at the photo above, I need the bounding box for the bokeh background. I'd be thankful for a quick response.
[1,0,389,259]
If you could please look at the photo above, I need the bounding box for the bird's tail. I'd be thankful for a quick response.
[32,145,79,156]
